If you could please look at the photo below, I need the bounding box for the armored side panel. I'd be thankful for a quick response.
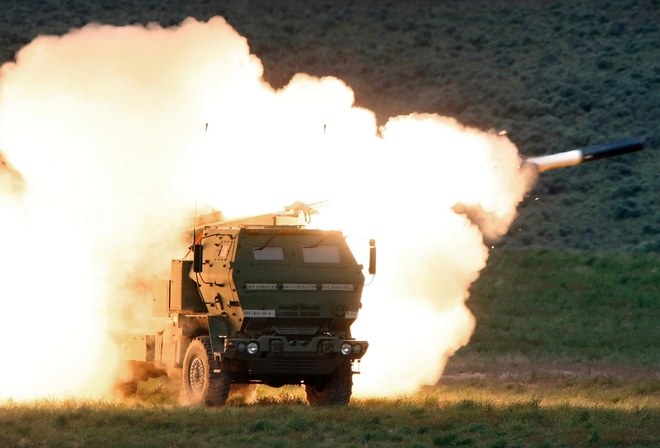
[155,325,185,366]
[115,334,155,362]
[152,279,170,318]
[170,259,206,313]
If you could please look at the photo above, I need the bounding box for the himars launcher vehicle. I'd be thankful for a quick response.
[117,202,375,406]
[116,137,642,407]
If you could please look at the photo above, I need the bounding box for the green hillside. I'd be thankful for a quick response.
[452,248,659,372]
[1,0,657,251]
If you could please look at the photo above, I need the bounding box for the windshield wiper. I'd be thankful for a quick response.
[304,235,328,249]
[255,233,277,251]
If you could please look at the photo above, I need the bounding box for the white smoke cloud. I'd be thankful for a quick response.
[0,17,531,400]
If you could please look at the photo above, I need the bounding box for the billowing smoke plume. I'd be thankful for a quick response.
[0,17,532,400]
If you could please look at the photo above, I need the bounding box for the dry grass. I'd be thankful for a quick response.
[1,380,657,448]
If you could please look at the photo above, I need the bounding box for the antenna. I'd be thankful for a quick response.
[188,122,209,258]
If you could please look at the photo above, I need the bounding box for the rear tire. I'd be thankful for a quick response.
[182,337,230,406]
[305,361,353,406]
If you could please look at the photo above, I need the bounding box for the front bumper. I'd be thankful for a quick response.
[221,335,368,376]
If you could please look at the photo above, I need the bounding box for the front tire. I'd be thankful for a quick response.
[182,337,230,406]
[305,361,353,406]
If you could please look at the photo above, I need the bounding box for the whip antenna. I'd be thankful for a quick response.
[189,122,209,256]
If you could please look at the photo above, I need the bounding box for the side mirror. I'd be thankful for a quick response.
[368,239,376,276]
[193,244,204,272]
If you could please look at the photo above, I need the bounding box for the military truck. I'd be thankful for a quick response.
[117,202,373,406]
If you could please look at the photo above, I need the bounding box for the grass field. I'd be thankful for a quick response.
[1,249,657,448]
[1,390,658,448]
[455,249,659,367]
[1,377,658,448]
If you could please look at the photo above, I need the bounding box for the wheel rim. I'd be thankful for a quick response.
[189,356,205,392]
[310,389,325,398]
[309,380,327,397]
[313,378,327,394]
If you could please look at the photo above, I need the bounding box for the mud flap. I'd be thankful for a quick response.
[207,315,229,357]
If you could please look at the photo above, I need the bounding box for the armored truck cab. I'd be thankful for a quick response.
[119,216,370,406]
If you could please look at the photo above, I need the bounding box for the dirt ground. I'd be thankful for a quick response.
[442,359,660,382]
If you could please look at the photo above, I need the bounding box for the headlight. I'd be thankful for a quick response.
[237,342,246,353]
[340,343,352,355]
[247,342,259,355]
[352,343,363,354]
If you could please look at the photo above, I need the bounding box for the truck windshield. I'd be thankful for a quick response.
[253,246,284,260]
[302,245,340,263]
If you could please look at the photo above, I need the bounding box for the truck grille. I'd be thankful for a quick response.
[277,304,321,317]
[272,326,319,335]
[270,357,322,374]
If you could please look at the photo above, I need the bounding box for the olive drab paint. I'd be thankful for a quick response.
[118,203,370,406]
